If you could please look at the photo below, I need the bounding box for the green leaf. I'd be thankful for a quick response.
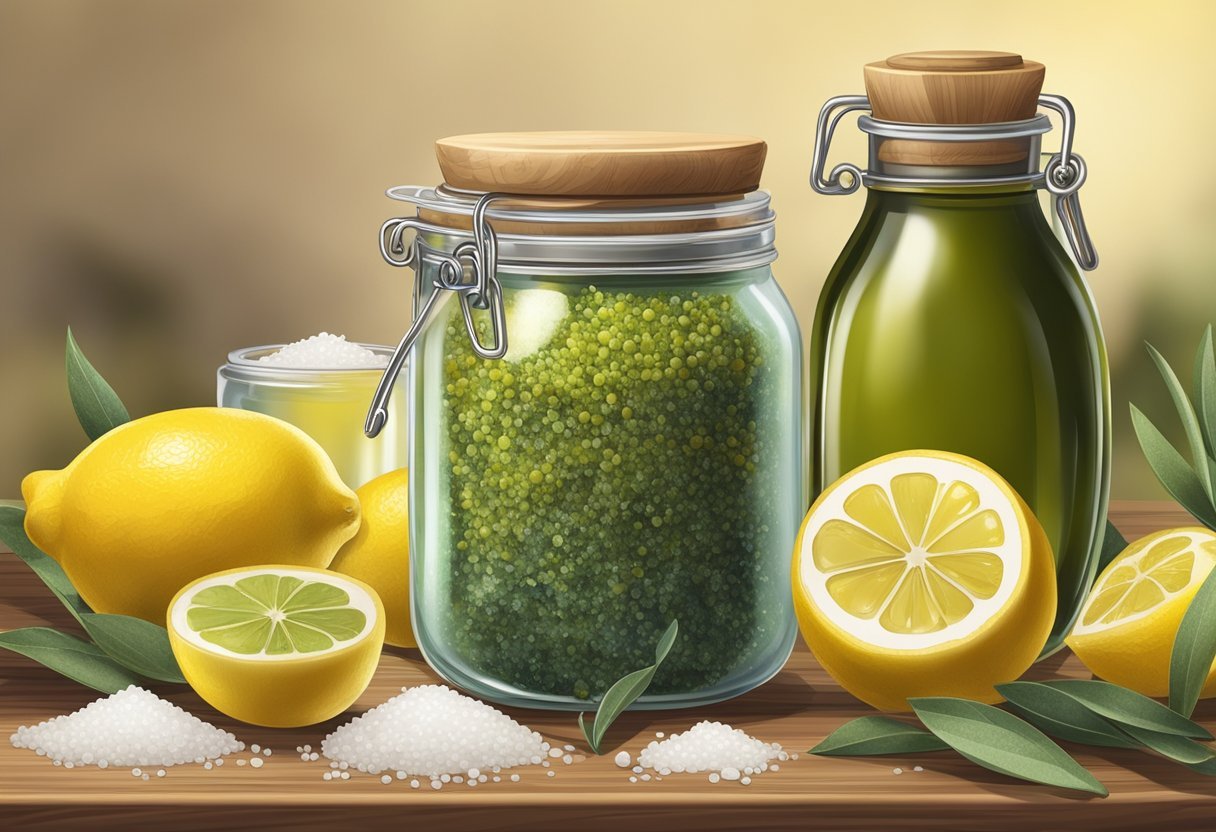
[1147,341,1213,501]
[579,620,677,754]
[66,327,129,442]
[996,682,1138,749]
[1115,722,1216,765]
[909,697,1107,796]
[1130,404,1216,529]
[0,628,141,694]
[1043,679,1212,739]
[0,505,89,623]
[1193,325,1216,457]
[1169,561,1216,718]
[79,613,185,684]
[1185,757,1216,776]
[810,716,950,756]
[1097,518,1129,573]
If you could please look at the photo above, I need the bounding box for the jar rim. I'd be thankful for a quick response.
[386,186,777,273]
[389,185,774,228]
[220,343,397,379]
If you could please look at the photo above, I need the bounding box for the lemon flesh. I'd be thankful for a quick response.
[793,450,1056,711]
[168,566,384,727]
[1067,527,1216,698]
[184,574,370,656]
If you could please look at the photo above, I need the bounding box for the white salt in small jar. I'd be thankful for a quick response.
[218,334,406,488]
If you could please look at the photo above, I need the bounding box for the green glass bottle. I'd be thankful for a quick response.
[808,52,1110,656]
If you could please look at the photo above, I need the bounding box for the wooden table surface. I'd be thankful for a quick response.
[2,501,1214,831]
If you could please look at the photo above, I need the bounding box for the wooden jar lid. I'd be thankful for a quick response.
[863,50,1045,166]
[434,131,767,198]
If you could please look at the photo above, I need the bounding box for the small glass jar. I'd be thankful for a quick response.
[218,345,407,488]
[365,133,804,710]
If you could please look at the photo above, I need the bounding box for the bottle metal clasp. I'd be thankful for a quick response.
[809,93,1098,271]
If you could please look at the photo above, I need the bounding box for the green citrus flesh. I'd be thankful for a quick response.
[185,573,367,655]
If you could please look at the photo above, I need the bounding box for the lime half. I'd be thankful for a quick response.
[167,565,385,726]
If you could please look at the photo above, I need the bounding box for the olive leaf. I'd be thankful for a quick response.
[1192,325,1216,455]
[578,620,677,754]
[1131,328,1216,532]
[1146,342,1213,501]
[996,682,1138,749]
[66,327,129,442]
[1042,679,1212,739]
[0,505,89,623]
[79,613,185,684]
[1130,405,1216,529]
[0,628,141,694]
[1169,562,1216,718]
[810,716,949,756]
[1115,722,1216,766]
[909,697,1107,796]
[0,505,184,684]
[1097,519,1128,573]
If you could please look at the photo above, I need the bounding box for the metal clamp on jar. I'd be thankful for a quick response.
[367,132,804,709]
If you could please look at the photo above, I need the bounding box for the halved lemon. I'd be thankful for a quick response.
[793,450,1056,712]
[168,565,385,727]
[1067,527,1216,698]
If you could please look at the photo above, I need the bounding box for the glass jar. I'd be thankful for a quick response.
[218,345,407,488]
[365,133,804,709]
[807,53,1109,657]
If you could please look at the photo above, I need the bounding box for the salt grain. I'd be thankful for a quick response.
[322,685,546,777]
[638,721,781,777]
[250,757,264,769]
[258,333,388,370]
[9,687,243,769]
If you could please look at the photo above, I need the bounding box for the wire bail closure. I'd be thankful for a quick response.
[364,192,509,438]
[809,94,1098,271]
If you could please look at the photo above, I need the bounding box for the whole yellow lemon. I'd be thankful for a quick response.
[23,407,361,623]
[329,468,413,647]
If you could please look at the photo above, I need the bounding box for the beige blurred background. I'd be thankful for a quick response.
[1,0,1213,498]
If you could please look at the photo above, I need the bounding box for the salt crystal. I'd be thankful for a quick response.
[381,775,392,785]
[322,686,546,777]
[637,721,781,777]
[257,333,388,370]
[250,757,264,769]
[9,687,243,769]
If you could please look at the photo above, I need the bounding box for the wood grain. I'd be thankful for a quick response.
[863,50,1045,167]
[434,132,766,198]
[1,501,1214,831]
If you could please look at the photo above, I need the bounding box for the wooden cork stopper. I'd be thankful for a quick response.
[434,132,767,199]
[863,51,1045,166]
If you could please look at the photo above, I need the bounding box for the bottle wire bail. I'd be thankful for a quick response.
[809,93,1098,270]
